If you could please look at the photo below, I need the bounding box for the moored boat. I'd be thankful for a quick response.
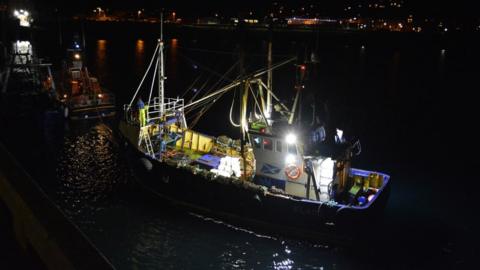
[59,39,115,120]
[1,7,60,117]
[119,21,390,243]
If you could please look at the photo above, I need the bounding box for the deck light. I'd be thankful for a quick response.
[13,9,31,27]
[74,53,81,60]
[285,133,296,144]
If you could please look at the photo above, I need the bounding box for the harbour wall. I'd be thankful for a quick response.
[0,142,116,270]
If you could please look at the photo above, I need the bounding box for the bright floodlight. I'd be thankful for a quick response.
[285,154,295,165]
[335,128,344,143]
[285,133,296,144]
[14,9,31,27]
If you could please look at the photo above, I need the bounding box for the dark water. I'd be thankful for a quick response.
[3,23,479,269]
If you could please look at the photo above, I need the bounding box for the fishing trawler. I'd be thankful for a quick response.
[60,41,115,120]
[1,10,59,117]
[119,23,390,242]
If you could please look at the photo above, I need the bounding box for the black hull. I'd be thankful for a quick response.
[121,133,390,244]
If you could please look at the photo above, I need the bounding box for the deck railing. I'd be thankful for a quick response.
[123,97,184,125]
[69,93,115,108]
[147,97,184,122]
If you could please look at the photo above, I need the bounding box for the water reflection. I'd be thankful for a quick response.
[273,258,294,270]
[135,39,145,75]
[121,210,346,270]
[168,38,178,82]
[170,39,178,54]
[95,39,107,78]
[56,123,127,221]
[439,49,446,74]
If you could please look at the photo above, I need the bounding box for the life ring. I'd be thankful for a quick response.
[285,164,301,180]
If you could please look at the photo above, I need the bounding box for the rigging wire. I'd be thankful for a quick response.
[187,91,225,121]
[352,140,362,156]
[181,75,202,98]
[128,43,160,107]
[185,98,216,115]
[252,87,261,117]
[188,73,241,128]
[186,61,240,115]
[185,60,233,109]
[187,75,213,105]
[177,50,235,82]
[186,78,237,116]
[189,90,231,129]
[248,84,269,127]
[147,56,159,105]
[182,57,295,126]
[189,73,240,129]
[229,89,241,127]
[194,61,239,104]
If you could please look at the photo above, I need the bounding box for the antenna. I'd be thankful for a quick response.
[266,40,272,119]
[158,12,165,117]
[160,12,163,40]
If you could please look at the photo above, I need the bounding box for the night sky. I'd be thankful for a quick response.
[21,0,480,19]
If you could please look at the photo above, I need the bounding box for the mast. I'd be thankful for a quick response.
[289,64,306,125]
[238,37,247,181]
[158,12,165,117]
[266,40,272,119]
[288,89,300,125]
[81,20,86,53]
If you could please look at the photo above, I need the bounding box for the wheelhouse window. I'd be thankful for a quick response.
[253,136,261,149]
[276,140,282,152]
[287,143,297,155]
[263,138,273,151]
